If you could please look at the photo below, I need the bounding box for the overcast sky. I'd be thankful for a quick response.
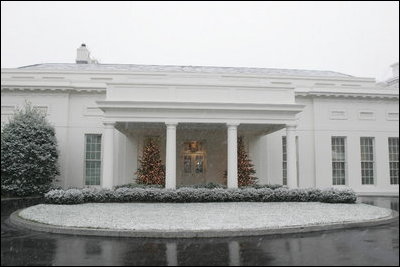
[1,1,399,81]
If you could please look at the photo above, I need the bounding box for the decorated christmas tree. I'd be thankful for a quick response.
[136,139,165,186]
[223,136,257,187]
[237,136,257,186]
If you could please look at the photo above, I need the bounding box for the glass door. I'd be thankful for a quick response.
[182,141,206,184]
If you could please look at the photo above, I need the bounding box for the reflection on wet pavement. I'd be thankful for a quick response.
[1,197,398,266]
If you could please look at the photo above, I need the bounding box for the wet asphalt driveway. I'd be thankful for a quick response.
[1,196,398,266]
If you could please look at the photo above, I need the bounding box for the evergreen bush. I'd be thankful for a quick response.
[45,187,357,205]
[1,103,59,197]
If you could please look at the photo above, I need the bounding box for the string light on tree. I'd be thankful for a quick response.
[136,139,165,186]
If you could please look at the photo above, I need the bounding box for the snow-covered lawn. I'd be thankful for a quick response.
[19,202,392,231]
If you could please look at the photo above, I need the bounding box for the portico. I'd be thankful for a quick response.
[97,100,303,189]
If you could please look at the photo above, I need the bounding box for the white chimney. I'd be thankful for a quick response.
[76,43,97,64]
[391,62,399,78]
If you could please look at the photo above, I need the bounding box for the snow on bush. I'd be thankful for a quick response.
[1,103,59,197]
[115,182,283,190]
[44,187,357,205]
[114,183,164,190]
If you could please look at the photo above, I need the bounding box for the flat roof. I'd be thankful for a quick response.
[18,63,352,78]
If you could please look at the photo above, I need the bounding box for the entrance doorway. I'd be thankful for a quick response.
[180,141,206,185]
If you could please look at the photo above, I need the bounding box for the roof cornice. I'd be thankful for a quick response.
[1,85,105,93]
[295,91,399,99]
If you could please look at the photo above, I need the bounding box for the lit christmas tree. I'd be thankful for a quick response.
[237,136,257,186]
[223,136,257,187]
[136,139,165,186]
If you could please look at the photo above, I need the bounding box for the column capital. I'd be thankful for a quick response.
[286,124,297,130]
[103,122,116,128]
[226,122,240,128]
[165,121,179,127]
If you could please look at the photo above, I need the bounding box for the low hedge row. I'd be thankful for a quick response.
[114,182,283,190]
[44,187,357,205]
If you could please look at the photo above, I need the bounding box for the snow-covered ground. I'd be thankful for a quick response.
[19,202,392,231]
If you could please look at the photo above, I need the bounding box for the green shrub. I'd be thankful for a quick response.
[1,103,59,197]
[114,183,164,190]
[45,187,357,205]
[179,182,226,189]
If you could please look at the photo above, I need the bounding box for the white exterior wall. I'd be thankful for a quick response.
[253,96,399,195]
[310,97,398,195]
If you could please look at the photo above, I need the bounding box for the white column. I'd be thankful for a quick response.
[102,122,115,189]
[165,122,178,189]
[227,123,239,189]
[286,125,298,188]
[229,241,240,266]
[166,243,178,266]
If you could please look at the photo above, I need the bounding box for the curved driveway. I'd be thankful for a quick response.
[1,197,399,266]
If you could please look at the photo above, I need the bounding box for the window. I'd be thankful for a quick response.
[282,136,287,185]
[85,134,102,185]
[331,137,346,185]
[360,137,375,185]
[389,137,399,185]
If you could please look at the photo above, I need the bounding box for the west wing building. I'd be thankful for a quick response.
[1,45,398,196]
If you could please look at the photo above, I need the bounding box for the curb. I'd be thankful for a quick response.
[1,196,43,202]
[9,209,399,238]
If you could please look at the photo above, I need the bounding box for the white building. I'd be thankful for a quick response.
[1,45,399,196]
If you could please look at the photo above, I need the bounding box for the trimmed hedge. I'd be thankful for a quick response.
[114,183,164,190]
[115,182,283,190]
[44,187,357,205]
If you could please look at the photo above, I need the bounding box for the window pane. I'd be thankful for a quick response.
[389,137,399,185]
[332,137,346,185]
[282,136,287,185]
[85,134,102,186]
[184,155,191,173]
[360,137,375,185]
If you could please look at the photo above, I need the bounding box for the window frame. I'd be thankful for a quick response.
[331,136,347,186]
[360,137,376,185]
[282,136,287,186]
[388,137,399,185]
[84,133,102,186]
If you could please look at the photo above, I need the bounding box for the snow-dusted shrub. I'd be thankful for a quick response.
[319,187,357,204]
[286,188,309,202]
[45,189,84,204]
[44,187,357,204]
[80,187,101,202]
[249,184,284,190]
[114,183,163,190]
[114,182,282,191]
[1,103,59,197]
[305,188,323,202]
[180,182,227,189]
[44,189,65,204]
[260,188,275,202]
